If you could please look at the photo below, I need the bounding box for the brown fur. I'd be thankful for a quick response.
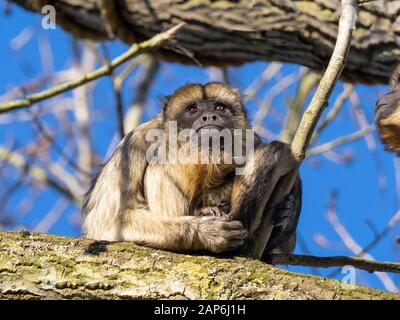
[375,87,400,155]
[82,83,301,254]
[83,83,248,253]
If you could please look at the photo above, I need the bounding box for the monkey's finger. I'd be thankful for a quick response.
[227,229,248,240]
[222,220,244,230]
[214,238,245,252]
[224,242,245,252]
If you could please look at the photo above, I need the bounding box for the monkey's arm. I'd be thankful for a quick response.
[229,141,301,256]
[121,209,246,253]
[83,118,247,253]
[82,118,162,241]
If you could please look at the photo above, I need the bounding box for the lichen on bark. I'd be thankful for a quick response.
[0,230,398,300]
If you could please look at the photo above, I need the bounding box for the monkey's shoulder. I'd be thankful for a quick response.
[122,117,162,144]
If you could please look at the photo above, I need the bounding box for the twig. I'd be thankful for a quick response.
[33,199,69,233]
[70,45,96,184]
[0,146,80,203]
[326,192,398,292]
[311,84,354,144]
[297,234,322,276]
[263,253,400,274]
[0,75,52,102]
[0,24,184,114]
[30,112,92,178]
[350,90,388,188]
[252,71,301,127]
[291,0,356,161]
[244,63,282,102]
[280,71,321,143]
[307,125,375,157]
[112,58,142,136]
[123,55,160,134]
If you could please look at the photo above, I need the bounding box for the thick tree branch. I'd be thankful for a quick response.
[10,0,400,84]
[0,230,398,300]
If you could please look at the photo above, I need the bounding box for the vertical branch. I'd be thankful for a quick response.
[72,44,97,184]
[291,0,357,161]
[123,55,160,134]
[252,0,357,259]
[280,71,321,144]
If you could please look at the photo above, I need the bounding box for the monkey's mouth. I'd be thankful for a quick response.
[195,125,224,132]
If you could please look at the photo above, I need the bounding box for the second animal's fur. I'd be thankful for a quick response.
[82,82,301,255]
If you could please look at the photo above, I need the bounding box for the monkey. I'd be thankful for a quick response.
[375,86,400,155]
[82,82,302,256]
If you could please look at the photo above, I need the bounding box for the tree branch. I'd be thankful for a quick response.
[0,24,183,114]
[10,0,399,84]
[0,230,398,300]
[252,0,357,259]
[307,125,375,157]
[0,146,81,203]
[291,0,356,161]
[264,253,400,274]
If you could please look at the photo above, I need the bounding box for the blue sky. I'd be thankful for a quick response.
[1,4,399,292]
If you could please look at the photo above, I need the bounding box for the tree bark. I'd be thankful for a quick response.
[11,0,400,85]
[0,230,398,300]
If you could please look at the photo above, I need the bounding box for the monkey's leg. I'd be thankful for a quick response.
[120,209,247,253]
[260,174,302,256]
[229,141,299,257]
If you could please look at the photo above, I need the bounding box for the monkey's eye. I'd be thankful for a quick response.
[215,103,227,112]
[187,104,198,113]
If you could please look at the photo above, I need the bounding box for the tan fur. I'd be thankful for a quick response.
[82,83,249,253]
[83,83,301,255]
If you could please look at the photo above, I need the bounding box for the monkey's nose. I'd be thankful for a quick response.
[202,114,218,122]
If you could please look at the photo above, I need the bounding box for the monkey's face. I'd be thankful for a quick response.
[163,82,249,135]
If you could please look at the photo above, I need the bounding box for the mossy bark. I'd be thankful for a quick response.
[11,0,400,84]
[0,230,398,300]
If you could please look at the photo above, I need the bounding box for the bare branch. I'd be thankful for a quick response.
[280,71,321,143]
[291,0,356,161]
[312,84,354,143]
[252,0,357,259]
[264,253,400,274]
[123,55,160,134]
[0,24,184,114]
[326,192,399,292]
[307,125,375,157]
[0,146,81,203]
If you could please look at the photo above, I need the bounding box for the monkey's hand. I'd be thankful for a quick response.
[195,206,229,219]
[195,216,248,253]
